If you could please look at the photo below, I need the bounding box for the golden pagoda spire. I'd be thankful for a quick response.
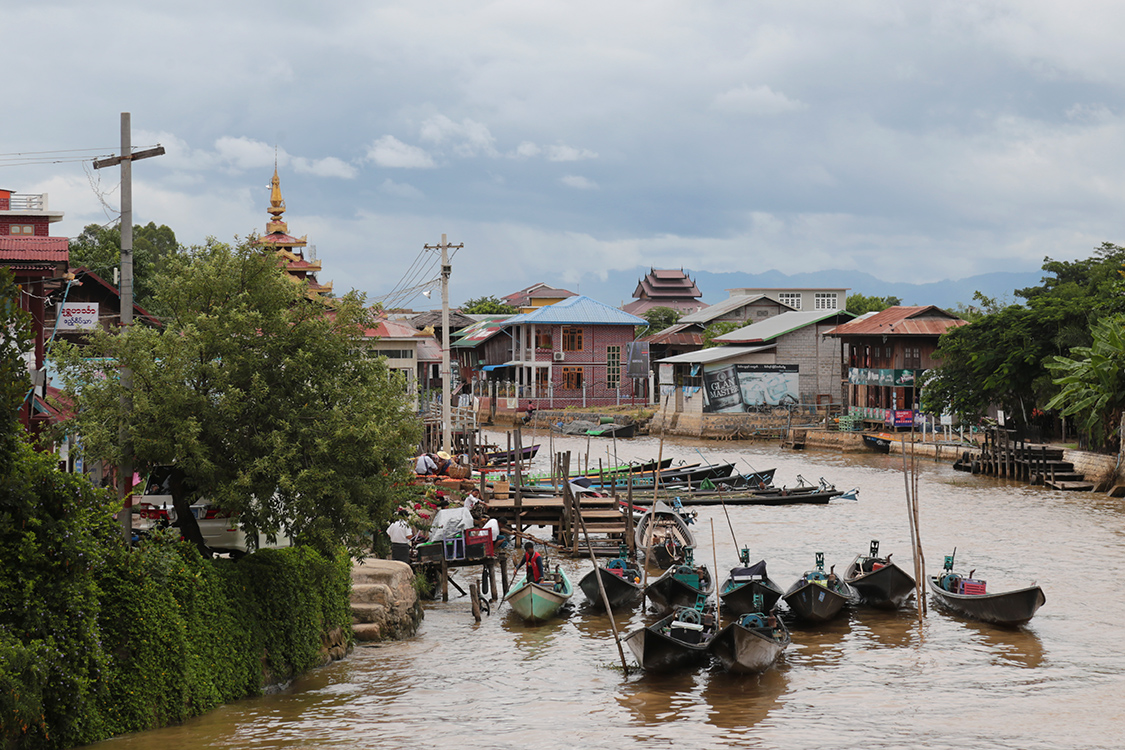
[266,159,289,235]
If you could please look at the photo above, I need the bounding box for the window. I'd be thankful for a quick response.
[536,330,552,349]
[815,292,838,310]
[606,345,621,389]
[8,225,33,236]
[562,327,583,351]
[562,366,584,389]
[535,368,549,390]
[904,347,922,369]
[377,349,414,359]
[777,293,802,310]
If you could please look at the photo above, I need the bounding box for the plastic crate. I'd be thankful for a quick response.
[464,528,494,558]
[444,537,464,560]
[960,579,987,595]
[418,542,443,562]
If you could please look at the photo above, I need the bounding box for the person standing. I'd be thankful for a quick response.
[514,541,544,584]
[386,510,413,565]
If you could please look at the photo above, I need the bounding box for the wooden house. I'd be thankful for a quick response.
[824,306,967,427]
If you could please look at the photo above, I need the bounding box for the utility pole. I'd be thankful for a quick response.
[423,233,462,454]
[93,113,165,543]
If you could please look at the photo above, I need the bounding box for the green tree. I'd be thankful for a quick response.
[702,320,741,348]
[921,304,1048,425]
[459,295,516,314]
[53,239,420,557]
[845,293,901,315]
[68,222,182,312]
[1044,314,1125,449]
[0,268,32,469]
[641,306,681,334]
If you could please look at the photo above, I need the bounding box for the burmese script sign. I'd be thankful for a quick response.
[58,302,100,330]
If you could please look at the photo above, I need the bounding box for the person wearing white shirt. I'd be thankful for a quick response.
[387,512,413,564]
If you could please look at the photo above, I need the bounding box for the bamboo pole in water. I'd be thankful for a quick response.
[901,436,925,622]
[711,518,720,622]
[566,451,630,676]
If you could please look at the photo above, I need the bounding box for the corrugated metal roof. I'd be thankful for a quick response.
[714,310,856,344]
[504,295,646,326]
[824,306,966,337]
[0,236,69,261]
[451,318,510,347]
[640,322,705,346]
[680,293,769,324]
[362,316,425,340]
[416,339,442,362]
[657,344,774,364]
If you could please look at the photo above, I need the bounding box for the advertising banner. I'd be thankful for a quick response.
[58,302,100,330]
[626,342,650,379]
[702,363,799,413]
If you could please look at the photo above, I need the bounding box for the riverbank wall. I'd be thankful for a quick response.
[351,559,423,642]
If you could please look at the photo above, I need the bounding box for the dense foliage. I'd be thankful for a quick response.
[53,239,420,557]
[459,295,516,314]
[923,244,1125,444]
[67,223,181,313]
[640,306,681,334]
[702,320,741,348]
[845,293,901,315]
[1045,314,1125,449]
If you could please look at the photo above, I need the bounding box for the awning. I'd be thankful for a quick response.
[481,361,518,371]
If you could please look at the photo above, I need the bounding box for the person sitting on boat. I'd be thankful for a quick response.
[514,541,545,584]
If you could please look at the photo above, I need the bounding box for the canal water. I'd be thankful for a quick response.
[87,431,1125,750]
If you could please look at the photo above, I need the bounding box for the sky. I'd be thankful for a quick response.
[5,0,1125,312]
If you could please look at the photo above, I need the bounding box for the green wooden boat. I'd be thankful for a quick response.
[503,567,574,623]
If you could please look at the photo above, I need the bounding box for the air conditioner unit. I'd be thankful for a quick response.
[553,351,565,361]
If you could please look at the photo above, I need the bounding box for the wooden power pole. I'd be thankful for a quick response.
[93,112,165,543]
[423,233,462,454]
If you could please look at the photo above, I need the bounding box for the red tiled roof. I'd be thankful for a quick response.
[0,236,69,262]
[825,306,966,337]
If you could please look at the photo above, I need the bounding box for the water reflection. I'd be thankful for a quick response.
[848,607,921,650]
[785,616,851,667]
[700,666,789,732]
[961,619,1046,669]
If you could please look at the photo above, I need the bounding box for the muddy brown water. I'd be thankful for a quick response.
[85,432,1125,750]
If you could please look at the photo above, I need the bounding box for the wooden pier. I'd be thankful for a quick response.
[953,428,1095,491]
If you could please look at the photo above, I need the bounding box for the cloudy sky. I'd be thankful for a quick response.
[6,1,1125,310]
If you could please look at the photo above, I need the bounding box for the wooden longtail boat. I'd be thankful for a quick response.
[843,540,916,609]
[635,500,696,568]
[579,551,644,610]
[782,553,853,623]
[928,551,1045,626]
[482,444,540,467]
[709,610,791,674]
[644,555,714,613]
[623,607,716,672]
[862,433,894,453]
[718,552,784,616]
[503,567,573,623]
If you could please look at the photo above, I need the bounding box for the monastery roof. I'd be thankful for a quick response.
[632,268,702,300]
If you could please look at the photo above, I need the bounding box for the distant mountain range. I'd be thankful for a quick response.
[578,268,1045,311]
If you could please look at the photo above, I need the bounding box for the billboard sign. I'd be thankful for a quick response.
[702,363,799,413]
[626,342,650,379]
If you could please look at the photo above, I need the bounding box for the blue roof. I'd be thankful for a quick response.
[504,295,646,326]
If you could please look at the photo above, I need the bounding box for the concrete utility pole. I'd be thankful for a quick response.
[93,113,165,543]
[423,233,463,454]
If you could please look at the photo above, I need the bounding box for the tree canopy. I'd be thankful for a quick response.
[68,222,182,312]
[53,239,420,557]
[923,245,1125,437]
[1045,314,1125,450]
[459,295,516,314]
[846,293,901,315]
[702,320,741,348]
[641,306,681,334]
